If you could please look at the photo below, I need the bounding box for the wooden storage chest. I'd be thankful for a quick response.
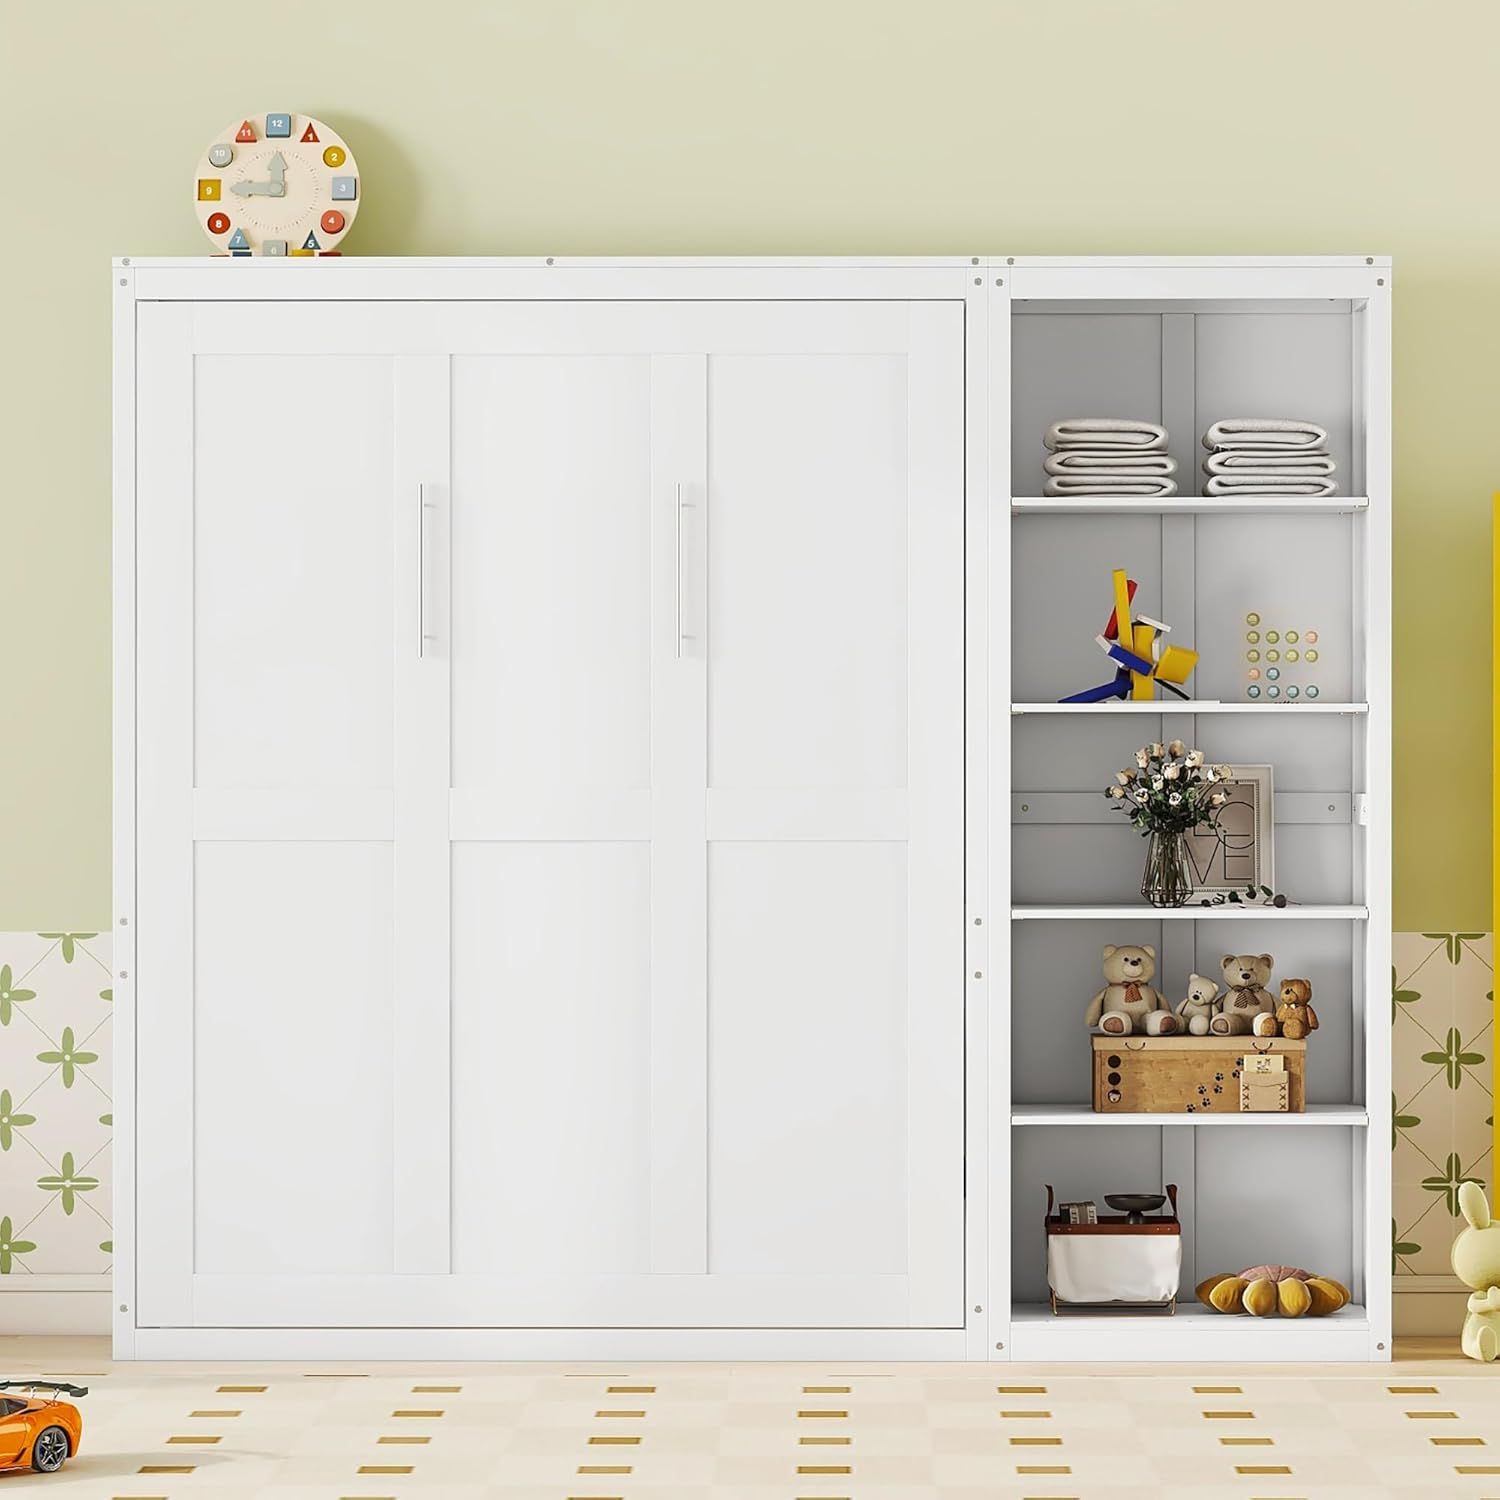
[1091,1036,1307,1114]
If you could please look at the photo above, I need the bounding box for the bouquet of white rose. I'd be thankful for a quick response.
[1106,740,1230,836]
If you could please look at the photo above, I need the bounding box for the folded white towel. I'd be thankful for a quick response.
[1204,474,1337,497]
[1046,417,1168,452]
[1044,473,1179,497]
[1202,418,1328,452]
[1045,452,1178,476]
[1204,451,1335,476]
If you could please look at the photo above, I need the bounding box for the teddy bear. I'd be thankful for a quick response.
[1084,944,1179,1035]
[1452,1180,1500,1361]
[1174,972,1221,1036]
[1208,953,1275,1036]
[1253,977,1319,1040]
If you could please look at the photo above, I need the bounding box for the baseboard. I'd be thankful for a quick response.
[1395,1276,1470,1338]
[0,1280,110,1335]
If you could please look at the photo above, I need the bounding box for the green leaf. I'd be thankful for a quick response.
[36,1028,99,1089]
[37,1152,99,1216]
[0,1216,37,1274]
[0,966,37,1027]
[1392,1092,1420,1149]
[1420,1028,1485,1089]
[0,1089,37,1153]
[37,933,96,964]
[1391,966,1422,1022]
[1421,932,1487,965]
[1420,1152,1484,1215]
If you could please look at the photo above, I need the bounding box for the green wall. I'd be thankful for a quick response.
[1,0,1490,929]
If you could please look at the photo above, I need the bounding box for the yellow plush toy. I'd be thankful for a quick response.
[1196,1264,1350,1317]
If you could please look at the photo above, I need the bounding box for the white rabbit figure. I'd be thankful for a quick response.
[1451,1180,1500,1361]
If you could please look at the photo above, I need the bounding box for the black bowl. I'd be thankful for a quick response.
[1105,1192,1167,1224]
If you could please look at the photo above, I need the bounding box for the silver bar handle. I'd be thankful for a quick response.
[418,484,437,658]
[676,482,697,660]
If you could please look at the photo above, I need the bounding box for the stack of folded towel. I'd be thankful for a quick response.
[1201,418,1338,497]
[1043,418,1178,496]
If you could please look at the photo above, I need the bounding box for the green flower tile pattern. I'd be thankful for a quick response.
[0,933,111,1275]
[1393,932,1493,1278]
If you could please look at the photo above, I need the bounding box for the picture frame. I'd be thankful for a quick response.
[1183,764,1274,895]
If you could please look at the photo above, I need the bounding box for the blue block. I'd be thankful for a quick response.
[231,249,252,257]
[226,227,250,250]
[330,175,357,201]
[265,113,292,138]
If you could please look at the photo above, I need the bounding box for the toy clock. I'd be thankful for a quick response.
[194,114,360,256]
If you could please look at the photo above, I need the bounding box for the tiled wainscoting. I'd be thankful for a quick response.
[0,931,112,1329]
[0,931,1489,1335]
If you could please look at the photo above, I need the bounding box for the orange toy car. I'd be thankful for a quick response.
[0,1381,86,1472]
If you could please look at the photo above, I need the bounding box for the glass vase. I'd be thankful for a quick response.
[1141,827,1192,908]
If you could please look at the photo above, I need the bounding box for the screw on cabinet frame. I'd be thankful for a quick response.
[119,971,128,979]
[971,256,980,265]
[995,278,1004,286]
[119,916,129,926]
[973,971,983,980]
[973,277,982,286]
[995,1341,1004,1350]
[973,916,983,926]
[1377,278,1385,285]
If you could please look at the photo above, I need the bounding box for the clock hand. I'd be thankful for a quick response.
[267,152,286,183]
[229,153,288,198]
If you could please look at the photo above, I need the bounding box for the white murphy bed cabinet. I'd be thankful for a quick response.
[113,256,1391,1361]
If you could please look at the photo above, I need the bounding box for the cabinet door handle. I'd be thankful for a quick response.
[675,482,697,660]
[418,484,437,658]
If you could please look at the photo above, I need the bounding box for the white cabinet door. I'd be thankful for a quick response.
[134,299,963,1331]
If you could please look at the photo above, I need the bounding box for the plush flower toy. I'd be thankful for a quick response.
[1196,1264,1350,1317]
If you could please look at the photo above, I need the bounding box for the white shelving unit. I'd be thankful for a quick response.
[992,256,1392,1362]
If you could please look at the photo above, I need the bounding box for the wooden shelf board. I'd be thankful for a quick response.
[1011,701,1368,716]
[1012,496,1370,516]
[1011,904,1368,921]
[1012,1104,1369,1127]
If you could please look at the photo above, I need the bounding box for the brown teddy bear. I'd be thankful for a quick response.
[1209,953,1275,1036]
[1084,944,1179,1036]
[1253,978,1319,1040]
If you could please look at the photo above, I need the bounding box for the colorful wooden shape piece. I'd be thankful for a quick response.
[317,250,343,256]
[263,240,288,257]
[1103,576,1138,641]
[197,179,221,201]
[330,176,357,200]
[322,145,346,168]
[206,211,231,235]
[1110,569,1134,647]
[319,209,346,234]
[289,248,315,257]
[301,231,321,251]
[1130,622,1157,700]
[208,143,234,168]
[1061,670,1132,705]
[235,120,257,143]
[1154,643,1199,685]
[230,249,252,257]
[226,226,250,250]
[300,122,320,143]
[265,113,291,138]
[1095,634,1154,677]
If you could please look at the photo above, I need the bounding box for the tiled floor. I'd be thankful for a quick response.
[4,1337,1498,1498]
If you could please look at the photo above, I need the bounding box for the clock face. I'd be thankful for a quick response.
[194,114,360,256]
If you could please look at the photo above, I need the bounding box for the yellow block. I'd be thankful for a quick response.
[1111,568,1133,645]
[196,178,221,200]
[1154,643,1198,685]
[1131,622,1156,699]
[289,248,315,256]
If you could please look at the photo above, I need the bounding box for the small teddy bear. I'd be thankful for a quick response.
[1084,943,1179,1036]
[1253,977,1319,1040]
[1209,953,1276,1036]
[1452,1180,1500,1361]
[1174,972,1220,1036]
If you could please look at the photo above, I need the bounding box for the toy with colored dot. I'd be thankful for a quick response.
[193,113,360,256]
[1244,613,1324,701]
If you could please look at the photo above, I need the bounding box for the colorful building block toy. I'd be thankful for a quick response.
[1060,568,1200,704]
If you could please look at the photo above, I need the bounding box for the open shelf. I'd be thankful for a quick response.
[1007,1301,1372,1362]
[1012,904,1368,921]
[1013,1104,1369,1127]
[1012,496,1369,516]
[1011,701,1369,716]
